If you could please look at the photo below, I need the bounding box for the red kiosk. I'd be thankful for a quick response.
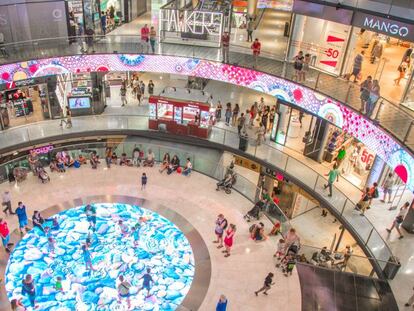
[148,95,215,138]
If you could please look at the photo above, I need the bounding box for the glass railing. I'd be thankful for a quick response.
[5,138,393,278]
[0,113,398,278]
[1,139,291,231]
[0,34,413,154]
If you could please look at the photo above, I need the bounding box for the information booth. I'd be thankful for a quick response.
[148,96,215,138]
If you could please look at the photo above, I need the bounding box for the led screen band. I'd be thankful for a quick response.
[0,54,412,189]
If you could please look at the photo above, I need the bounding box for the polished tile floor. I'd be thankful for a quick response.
[0,165,301,311]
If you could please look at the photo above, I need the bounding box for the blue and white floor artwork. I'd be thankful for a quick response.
[5,203,195,310]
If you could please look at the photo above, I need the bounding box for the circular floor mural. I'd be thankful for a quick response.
[5,203,195,310]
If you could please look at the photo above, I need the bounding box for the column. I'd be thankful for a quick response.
[247,0,258,19]
[316,123,330,163]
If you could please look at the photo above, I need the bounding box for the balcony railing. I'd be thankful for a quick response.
[0,34,413,154]
[0,113,399,279]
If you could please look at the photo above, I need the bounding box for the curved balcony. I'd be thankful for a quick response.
[0,35,413,153]
[0,113,398,281]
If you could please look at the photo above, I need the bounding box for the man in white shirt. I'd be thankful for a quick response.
[2,191,13,215]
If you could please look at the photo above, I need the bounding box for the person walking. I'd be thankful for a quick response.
[0,218,12,252]
[222,32,230,63]
[120,84,127,107]
[247,18,254,42]
[100,12,107,35]
[232,103,240,126]
[141,268,153,297]
[381,173,394,204]
[405,286,414,307]
[136,84,142,104]
[213,214,228,249]
[216,101,222,121]
[21,274,37,308]
[117,275,132,309]
[347,50,364,82]
[141,173,147,190]
[251,38,261,68]
[223,224,236,257]
[386,202,409,239]
[105,146,113,168]
[2,191,13,216]
[254,273,275,296]
[356,187,371,216]
[216,294,228,311]
[82,241,95,270]
[293,51,304,82]
[224,103,232,125]
[367,79,380,117]
[237,113,246,134]
[394,61,408,86]
[15,202,29,235]
[359,76,372,114]
[323,164,340,197]
[256,122,266,145]
[148,80,155,96]
[140,24,150,53]
[149,26,156,53]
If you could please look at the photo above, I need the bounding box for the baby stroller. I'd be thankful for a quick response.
[216,173,237,194]
[35,166,50,183]
[244,200,265,222]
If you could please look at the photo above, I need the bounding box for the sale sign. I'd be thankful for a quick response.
[319,30,346,73]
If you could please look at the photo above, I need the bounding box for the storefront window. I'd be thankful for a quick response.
[342,27,413,104]
[289,15,351,75]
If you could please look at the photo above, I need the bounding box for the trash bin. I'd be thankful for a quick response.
[239,134,248,151]
[383,256,401,280]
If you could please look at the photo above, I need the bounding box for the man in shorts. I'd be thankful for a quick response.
[142,268,153,297]
[15,202,29,235]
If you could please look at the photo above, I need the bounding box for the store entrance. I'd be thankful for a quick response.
[0,84,51,129]
[344,28,413,103]
[270,104,327,161]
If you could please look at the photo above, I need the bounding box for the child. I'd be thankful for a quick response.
[82,242,95,271]
[141,268,153,297]
[47,236,55,254]
[273,239,286,260]
[55,276,63,292]
[118,220,129,237]
[52,217,60,230]
[141,173,147,190]
[284,255,296,277]
[131,222,141,247]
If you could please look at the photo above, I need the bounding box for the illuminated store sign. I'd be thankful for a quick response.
[353,12,414,41]
[30,145,54,155]
[159,10,223,37]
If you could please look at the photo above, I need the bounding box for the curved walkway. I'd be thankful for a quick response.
[0,36,413,153]
[0,166,301,311]
[0,54,412,193]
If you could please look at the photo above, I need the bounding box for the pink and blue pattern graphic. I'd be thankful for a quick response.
[0,54,412,189]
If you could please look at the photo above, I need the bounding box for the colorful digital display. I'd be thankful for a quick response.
[5,203,194,310]
[0,54,412,189]
[68,96,91,109]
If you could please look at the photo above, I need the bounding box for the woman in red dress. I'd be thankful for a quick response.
[223,224,236,258]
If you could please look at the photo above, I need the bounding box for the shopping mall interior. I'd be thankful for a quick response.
[0,0,413,310]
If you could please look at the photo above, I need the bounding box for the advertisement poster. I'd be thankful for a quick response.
[257,0,293,11]
[68,97,91,109]
[318,30,347,74]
